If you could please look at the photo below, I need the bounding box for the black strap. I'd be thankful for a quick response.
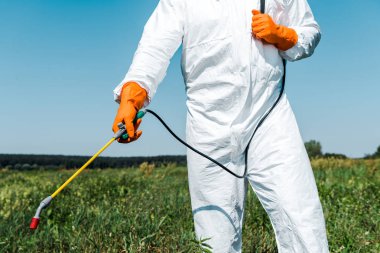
[260,0,265,13]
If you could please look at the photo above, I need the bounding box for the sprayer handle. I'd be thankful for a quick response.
[114,109,146,140]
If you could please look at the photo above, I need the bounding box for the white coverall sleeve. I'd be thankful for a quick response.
[113,0,185,104]
[280,0,321,62]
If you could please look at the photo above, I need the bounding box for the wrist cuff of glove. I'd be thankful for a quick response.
[121,81,148,110]
[275,25,298,51]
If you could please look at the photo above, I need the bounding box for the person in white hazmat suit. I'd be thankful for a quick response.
[112,0,329,252]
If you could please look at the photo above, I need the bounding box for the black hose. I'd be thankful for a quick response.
[146,109,244,178]
[146,60,286,179]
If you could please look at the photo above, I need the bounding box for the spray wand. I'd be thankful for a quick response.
[29,110,146,230]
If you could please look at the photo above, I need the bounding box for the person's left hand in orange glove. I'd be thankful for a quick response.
[112,81,147,143]
[251,10,298,51]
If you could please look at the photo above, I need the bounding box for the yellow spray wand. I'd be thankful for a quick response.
[29,110,146,230]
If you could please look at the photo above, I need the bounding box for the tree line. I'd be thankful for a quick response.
[304,140,380,159]
[0,154,186,171]
[1,142,379,171]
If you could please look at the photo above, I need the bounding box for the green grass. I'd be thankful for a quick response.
[0,159,379,252]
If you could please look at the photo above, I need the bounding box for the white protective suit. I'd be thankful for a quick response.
[114,0,328,252]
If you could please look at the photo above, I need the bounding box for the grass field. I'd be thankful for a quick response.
[0,159,379,252]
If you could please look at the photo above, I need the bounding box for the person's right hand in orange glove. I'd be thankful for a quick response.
[252,10,298,51]
[112,82,147,143]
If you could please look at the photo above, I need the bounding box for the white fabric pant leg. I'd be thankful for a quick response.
[246,95,329,252]
[187,152,247,253]
[187,94,328,252]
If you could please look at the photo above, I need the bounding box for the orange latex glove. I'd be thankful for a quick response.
[112,81,147,143]
[251,10,298,51]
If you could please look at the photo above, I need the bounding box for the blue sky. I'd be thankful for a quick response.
[0,0,379,158]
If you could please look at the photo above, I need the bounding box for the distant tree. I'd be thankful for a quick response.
[304,140,323,158]
[324,153,347,159]
[364,146,380,159]
[366,145,380,159]
[21,164,32,171]
[373,146,380,158]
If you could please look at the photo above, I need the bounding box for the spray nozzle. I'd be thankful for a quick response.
[30,196,52,230]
